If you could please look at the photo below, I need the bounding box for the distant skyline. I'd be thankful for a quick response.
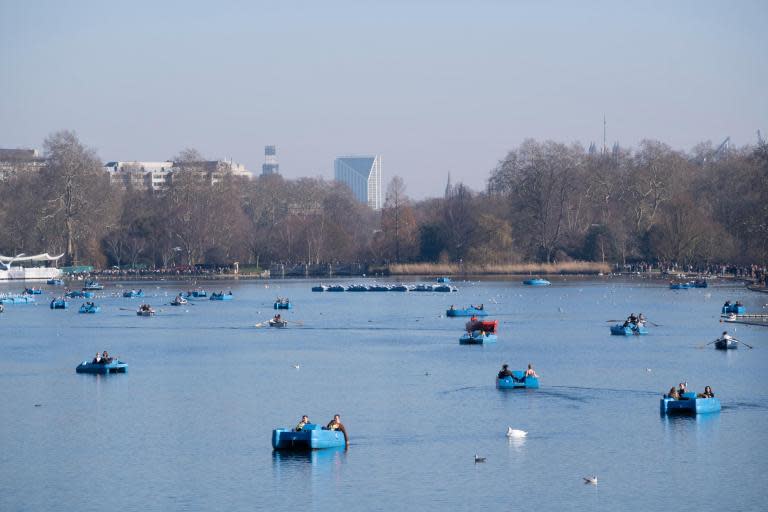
[1,0,766,198]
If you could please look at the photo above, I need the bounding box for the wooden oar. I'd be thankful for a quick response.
[696,338,720,349]
[733,338,754,349]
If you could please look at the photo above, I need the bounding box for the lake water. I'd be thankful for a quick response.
[1,277,766,511]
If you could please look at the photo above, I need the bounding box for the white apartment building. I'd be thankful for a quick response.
[334,155,382,210]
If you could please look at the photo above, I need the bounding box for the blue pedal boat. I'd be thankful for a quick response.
[692,279,708,288]
[327,285,346,292]
[367,284,391,291]
[210,292,233,301]
[460,331,497,344]
[434,284,457,292]
[79,303,101,314]
[660,393,721,415]
[390,284,410,292]
[721,303,745,315]
[610,324,648,335]
[47,278,64,285]
[76,360,128,374]
[50,298,68,309]
[446,306,488,317]
[669,282,692,290]
[274,300,292,309]
[523,278,551,286]
[66,290,94,298]
[82,281,104,291]
[347,284,367,292]
[413,284,435,292]
[311,285,328,292]
[122,289,145,298]
[272,424,346,450]
[24,288,43,295]
[0,295,36,304]
[497,371,540,389]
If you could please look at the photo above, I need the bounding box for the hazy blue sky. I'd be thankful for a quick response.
[2,0,766,198]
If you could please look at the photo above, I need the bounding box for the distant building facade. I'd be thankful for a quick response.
[105,159,251,192]
[0,148,47,180]
[334,155,382,210]
[104,161,174,191]
[262,145,279,176]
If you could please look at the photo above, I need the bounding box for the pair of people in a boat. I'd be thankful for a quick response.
[667,384,714,399]
[623,313,646,328]
[139,304,152,311]
[449,304,484,311]
[465,316,486,333]
[498,363,538,379]
[723,300,743,307]
[273,314,282,322]
[92,351,113,364]
[295,414,349,443]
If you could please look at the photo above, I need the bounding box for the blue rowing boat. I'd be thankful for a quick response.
[0,295,36,304]
[610,323,648,335]
[460,332,497,344]
[274,299,292,309]
[66,290,94,298]
[669,282,692,290]
[446,306,488,317]
[497,371,539,389]
[272,424,346,450]
[79,303,101,313]
[76,360,128,374]
[123,289,145,298]
[523,278,551,286]
[83,281,104,291]
[47,278,64,285]
[50,298,68,309]
[24,288,43,295]
[210,292,233,301]
[660,393,720,415]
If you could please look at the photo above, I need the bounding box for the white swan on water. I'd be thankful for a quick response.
[506,427,527,438]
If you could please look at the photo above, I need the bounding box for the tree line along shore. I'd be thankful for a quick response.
[1,131,766,273]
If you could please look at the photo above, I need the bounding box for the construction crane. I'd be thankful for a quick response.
[714,136,731,157]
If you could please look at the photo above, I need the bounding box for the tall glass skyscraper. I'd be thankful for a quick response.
[334,155,382,210]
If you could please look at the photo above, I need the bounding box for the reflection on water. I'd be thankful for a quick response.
[272,449,347,479]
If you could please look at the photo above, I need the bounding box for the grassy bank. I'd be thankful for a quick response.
[386,261,611,276]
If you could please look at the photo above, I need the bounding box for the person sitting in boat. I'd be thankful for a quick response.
[92,352,102,364]
[295,415,310,431]
[325,414,348,446]
[735,301,742,307]
[677,382,688,397]
[667,387,680,400]
[724,300,731,307]
[476,304,484,310]
[449,305,455,311]
[637,313,646,326]
[273,313,282,323]
[721,330,732,341]
[497,364,514,379]
[698,386,715,399]
[101,351,113,364]
[525,363,539,378]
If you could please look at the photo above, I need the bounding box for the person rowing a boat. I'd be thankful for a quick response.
[721,330,733,342]
[497,364,514,379]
